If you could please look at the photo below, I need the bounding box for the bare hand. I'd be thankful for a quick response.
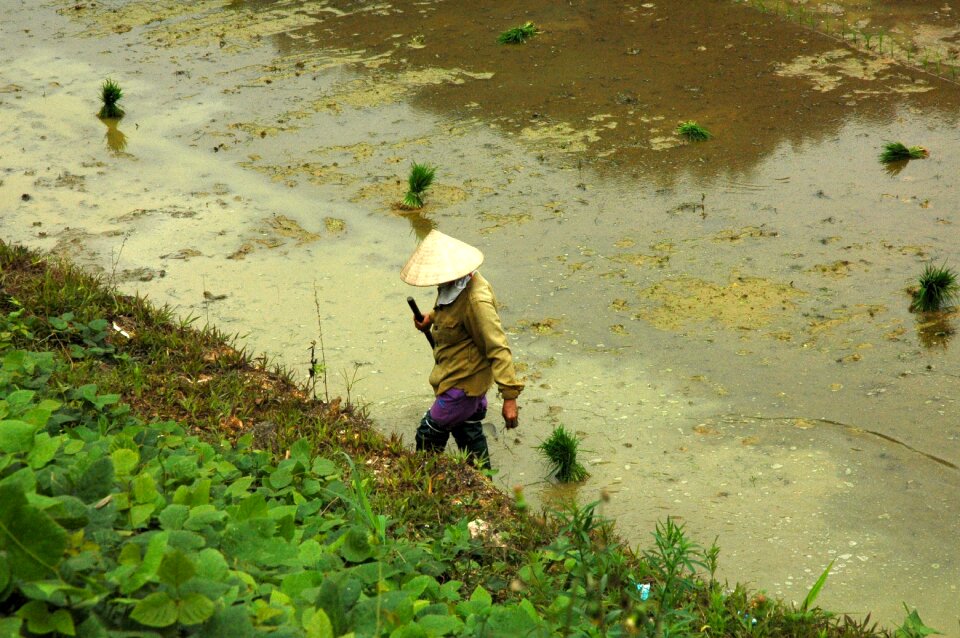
[502,398,519,429]
[414,312,433,332]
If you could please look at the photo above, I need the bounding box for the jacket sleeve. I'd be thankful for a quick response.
[464,288,525,400]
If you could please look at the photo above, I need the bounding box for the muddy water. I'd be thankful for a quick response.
[2,0,959,631]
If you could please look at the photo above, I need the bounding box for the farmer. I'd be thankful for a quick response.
[400,230,524,469]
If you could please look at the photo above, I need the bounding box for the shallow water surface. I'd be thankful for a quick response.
[1,0,958,630]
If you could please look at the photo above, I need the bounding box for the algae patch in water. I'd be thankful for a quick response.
[226,214,328,260]
[317,68,494,113]
[712,226,779,243]
[518,121,601,153]
[610,252,670,268]
[113,206,197,222]
[636,275,804,332]
[60,0,226,38]
[808,260,855,278]
[266,215,320,243]
[516,318,563,335]
[324,217,346,234]
[775,49,930,93]
[805,304,886,337]
[351,179,467,209]
[322,142,376,163]
[238,160,352,187]
[34,171,87,192]
[479,212,533,234]
[229,122,300,139]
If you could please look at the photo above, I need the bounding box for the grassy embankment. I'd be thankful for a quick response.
[0,240,929,636]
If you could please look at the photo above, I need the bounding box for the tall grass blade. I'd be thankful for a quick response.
[801,559,834,612]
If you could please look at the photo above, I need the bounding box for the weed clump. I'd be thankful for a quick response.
[676,120,711,142]
[537,424,589,482]
[498,22,538,44]
[879,141,928,164]
[401,162,436,209]
[911,262,959,312]
[98,78,125,119]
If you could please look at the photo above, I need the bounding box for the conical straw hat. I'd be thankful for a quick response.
[400,230,484,286]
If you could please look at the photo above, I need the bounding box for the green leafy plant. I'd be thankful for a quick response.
[0,305,33,350]
[911,263,959,312]
[879,141,928,163]
[895,604,941,637]
[401,162,436,209]
[98,78,125,119]
[497,21,538,44]
[537,424,589,482]
[676,120,712,141]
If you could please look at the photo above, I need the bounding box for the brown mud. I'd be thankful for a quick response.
[1,0,959,630]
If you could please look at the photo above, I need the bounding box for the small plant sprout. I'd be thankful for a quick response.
[401,162,436,209]
[497,21,538,44]
[911,263,959,312]
[537,424,589,482]
[98,78,125,119]
[879,141,929,164]
[676,120,712,142]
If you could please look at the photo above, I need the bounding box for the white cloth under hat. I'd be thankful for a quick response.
[400,230,484,287]
[436,273,474,305]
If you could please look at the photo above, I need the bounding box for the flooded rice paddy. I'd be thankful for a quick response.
[1,0,959,631]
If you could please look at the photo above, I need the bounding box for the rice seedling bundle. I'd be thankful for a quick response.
[676,120,711,142]
[498,22,538,45]
[537,424,589,483]
[402,162,436,209]
[911,263,958,312]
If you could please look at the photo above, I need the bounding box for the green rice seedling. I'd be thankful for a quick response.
[911,263,959,312]
[401,162,436,209]
[676,120,712,142]
[98,78,125,119]
[497,21,538,44]
[879,141,929,164]
[537,424,589,482]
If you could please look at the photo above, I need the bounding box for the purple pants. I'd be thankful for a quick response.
[429,388,488,428]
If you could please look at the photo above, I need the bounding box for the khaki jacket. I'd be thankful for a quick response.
[428,273,524,400]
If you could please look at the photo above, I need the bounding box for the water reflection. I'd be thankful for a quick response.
[101,118,128,153]
[400,210,436,240]
[539,481,585,513]
[916,313,956,349]
[882,159,909,177]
